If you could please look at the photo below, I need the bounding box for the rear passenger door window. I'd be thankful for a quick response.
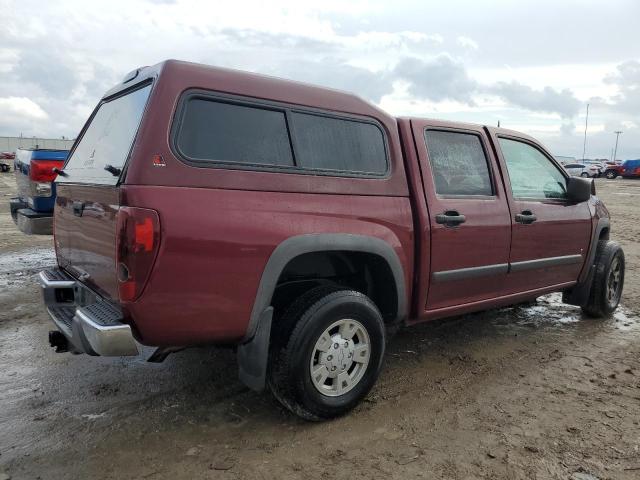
[424,130,493,196]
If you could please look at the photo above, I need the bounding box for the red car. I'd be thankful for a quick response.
[604,159,640,179]
[39,60,624,420]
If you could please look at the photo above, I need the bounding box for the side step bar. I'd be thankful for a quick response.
[39,269,139,356]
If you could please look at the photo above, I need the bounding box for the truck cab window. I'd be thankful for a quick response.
[498,138,567,200]
[424,130,493,196]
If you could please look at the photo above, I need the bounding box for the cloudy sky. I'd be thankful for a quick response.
[1,0,638,159]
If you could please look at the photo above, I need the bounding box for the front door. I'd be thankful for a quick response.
[488,131,592,293]
[411,121,512,312]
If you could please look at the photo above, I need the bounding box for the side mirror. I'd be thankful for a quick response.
[566,176,594,203]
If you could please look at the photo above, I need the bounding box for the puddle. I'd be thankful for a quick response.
[0,247,56,288]
[611,309,637,331]
[494,292,638,332]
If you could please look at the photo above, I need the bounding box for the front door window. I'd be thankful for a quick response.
[498,138,567,200]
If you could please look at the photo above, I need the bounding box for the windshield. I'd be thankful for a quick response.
[59,83,152,185]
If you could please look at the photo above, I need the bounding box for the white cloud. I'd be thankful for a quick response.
[0,97,48,120]
[0,48,20,73]
[456,36,478,50]
[0,0,637,158]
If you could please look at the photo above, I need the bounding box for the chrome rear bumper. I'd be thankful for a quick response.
[15,209,53,235]
[39,268,138,356]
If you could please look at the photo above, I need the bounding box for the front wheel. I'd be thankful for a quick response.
[581,241,625,317]
[268,287,385,421]
[580,172,589,178]
[605,170,617,179]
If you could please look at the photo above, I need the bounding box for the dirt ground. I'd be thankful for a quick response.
[1,172,639,480]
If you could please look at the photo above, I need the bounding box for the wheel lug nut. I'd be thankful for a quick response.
[348,353,352,358]
[331,366,336,371]
[344,342,349,347]
[334,343,339,349]
[327,355,333,361]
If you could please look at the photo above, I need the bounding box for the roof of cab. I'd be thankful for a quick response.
[397,117,539,141]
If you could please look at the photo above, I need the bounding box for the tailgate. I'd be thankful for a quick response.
[55,184,120,300]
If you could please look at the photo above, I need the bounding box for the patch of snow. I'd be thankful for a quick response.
[81,412,107,420]
[0,247,55,288]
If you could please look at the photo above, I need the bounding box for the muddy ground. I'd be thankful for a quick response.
[0,172,639,480]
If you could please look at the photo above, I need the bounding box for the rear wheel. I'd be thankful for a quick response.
[605,170,617,179]
[581,241,625,317]
[268,286,385,421]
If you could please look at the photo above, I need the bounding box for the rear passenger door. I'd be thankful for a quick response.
[489,131,592,293]
[411,121,512,311]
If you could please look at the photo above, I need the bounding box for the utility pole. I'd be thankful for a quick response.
[613,131,623,162]
[582,103,589,160]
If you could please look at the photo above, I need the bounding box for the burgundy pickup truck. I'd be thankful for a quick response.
[40,60,624,420]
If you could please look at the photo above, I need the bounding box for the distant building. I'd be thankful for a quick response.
[0,136,75,152]
[554,155,576,165]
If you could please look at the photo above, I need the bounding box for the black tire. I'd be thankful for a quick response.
[268,286,385,421]
[581,240,625,317]
[580,172,589,177]
[0,164,8,172]
[605,170,617,179]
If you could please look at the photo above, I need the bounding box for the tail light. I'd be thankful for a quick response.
[635,168,640,175]
[29,159,64,182]
[115,207,160,302]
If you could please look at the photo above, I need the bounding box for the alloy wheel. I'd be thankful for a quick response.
[309,318,370,397]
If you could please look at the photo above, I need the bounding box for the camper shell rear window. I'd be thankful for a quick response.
[59,82,152,185]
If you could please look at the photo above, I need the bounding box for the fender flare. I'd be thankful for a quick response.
[247,233,407,338]
[238,233,407,391]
